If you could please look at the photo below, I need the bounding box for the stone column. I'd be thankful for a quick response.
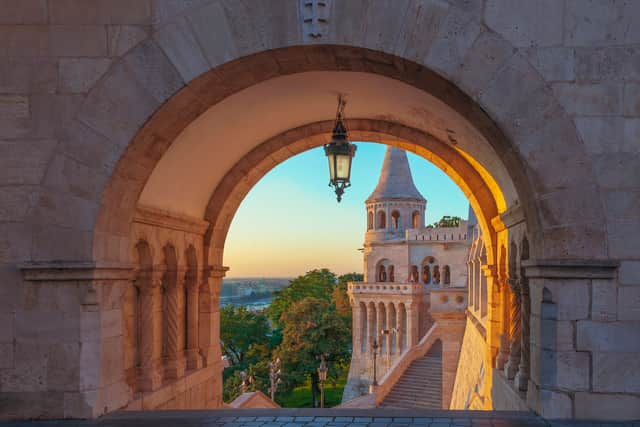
[515,276,530,391]
[495,274,510,371]
[198,266,226,366]
[185,269,203,370]
[352,300,362,356]
[137,269,164,391]
[367,302,376,352]
[386,303,393,357]
[164,268,187,380]
[504,278,522,379]
[406,303,419,348]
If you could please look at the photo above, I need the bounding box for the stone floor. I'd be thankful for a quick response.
[0,409,637,427]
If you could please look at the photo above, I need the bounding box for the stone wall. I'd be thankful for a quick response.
[450,317,487,410]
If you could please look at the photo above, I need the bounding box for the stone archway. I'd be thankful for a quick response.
[2,0,634,421]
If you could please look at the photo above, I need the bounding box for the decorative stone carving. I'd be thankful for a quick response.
[504,279,522,380]
[300,0,331,41]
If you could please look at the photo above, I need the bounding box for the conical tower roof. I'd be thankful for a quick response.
[366,146,425,202]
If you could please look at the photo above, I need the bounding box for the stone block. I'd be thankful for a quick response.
[107,25,149,57]
[424,7,481,77]
[151,0,211,28]
[455,30,515,97]
[0,223,33,263]
[552,83,622,116]
[78,61,160,149]
[59,58,112,94]
[525,47,575,82]
[0,25,108,57]
[533,318,574,351]
[0,313,14,342]
[363,0,411,52]
[100,336,125,385]
[31,224,93,262]
[79,339,100,391]
[591,279,617,321]
[607,220,640,259]
[394,0,449,62]
[575,47,640,82]
[574,116,623,156]
[619,260,640,286]
[42,153,108,201]
[537,349,589,391]
[64,390,99,418]
[0,186,35,222]
[533,387,572,419]
[575,392,640,420]
[49,0,151,25]
[123,39,184,102]
[484,0,563,47]
[618,286,640,321]
[0,341,14,369]
[0,139,57,186]
[593,153,640,189]
[154,17,210,82]
[624,82,640,117]
[543,279,590,321]
[593,352,640,393]
[14,310,80,343]
[0,58,58,93]
[27,190,99,232]
[46,342,81,391]
[0,0,48,24]
[577,320,640,352]
[186,1,238,67]
[564,0,640,46]
[0,341,49,392]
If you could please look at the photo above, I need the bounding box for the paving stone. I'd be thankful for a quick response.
[334,419,354,423]
[294,418,314,422]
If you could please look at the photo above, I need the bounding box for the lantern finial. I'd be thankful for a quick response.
[324,96,357,202]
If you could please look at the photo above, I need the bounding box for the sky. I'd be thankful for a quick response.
[223,142,469,278]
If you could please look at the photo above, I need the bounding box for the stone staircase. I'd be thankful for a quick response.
[380,340,442,409]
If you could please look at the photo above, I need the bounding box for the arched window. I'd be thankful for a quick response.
[391,210,400,229]
[388,265,395,282]
[367,211,374,230]
[410,265,419,282]
[444,265,451,285]
[378,264,387,282]
[412,211,421,228]
[377,210,386,229]
[433,265,440,285]
[422,265,431,284]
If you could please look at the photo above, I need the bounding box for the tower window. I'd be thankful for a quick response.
[367,211,373,230]
[391,210,400,229]
[377,210,386,229]
[412,211,421,228]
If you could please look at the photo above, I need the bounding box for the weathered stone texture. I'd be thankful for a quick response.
[575,391,640,420]
[618,286,640,321]
[107,25,149,57]
[154,17,210,82]
[593,352,640,393]
[59,58,112,94]
[525,47,575,82]
[484,0,563,47]
[49,0,152,25]
[577,320,640,352]
[619,261,640,286]
[0,58,58,94]
[553,83,623,116]
[564,0,640,46]
[591,280,617,322]
[0,25,108,57]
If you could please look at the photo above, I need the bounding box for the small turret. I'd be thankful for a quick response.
[365,147,426,242]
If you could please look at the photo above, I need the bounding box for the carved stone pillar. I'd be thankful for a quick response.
[367,302,376,353]
[352,300,362,356]
[515,276,530,391]
[495,275,510,370]
[504,278,522,379]
[137,270,164,391]
[164,268,187,380]
[406,303,418,348]
[199,266,227,366]
[185,269,203,370]
[386,303,393,358]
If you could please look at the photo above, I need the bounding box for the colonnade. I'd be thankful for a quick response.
[129,240,217,393]
[353,300,417,358]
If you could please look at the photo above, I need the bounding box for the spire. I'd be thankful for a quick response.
[366,146,425,202]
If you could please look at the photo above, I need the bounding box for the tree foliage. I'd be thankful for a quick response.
[220,305,271,366]
[426,215,462,228]
[276,297,351,407]
[266,269,337,327]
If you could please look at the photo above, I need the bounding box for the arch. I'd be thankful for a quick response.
[398,303,407,353]
[444,265,451,286]
[388,303,397,356]
[359,302,368,355]
[433,265,441,286]
[377,264,387,282]
[368,301,378,353]
[391,210,401,229]
[377,210,387,230]
[367,211,374,230]
[412,211,421,229]
[422,264,431,284]
[409,265,419,283]
[378,302,387,354]
[388,265,395,283]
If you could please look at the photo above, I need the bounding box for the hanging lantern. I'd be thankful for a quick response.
[324,96,357,202]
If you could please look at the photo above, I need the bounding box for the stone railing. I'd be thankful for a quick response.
[374,323,440,405]
[406,224,468,243]
[348,281,424,295]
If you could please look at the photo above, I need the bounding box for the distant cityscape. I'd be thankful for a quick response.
[221,278,292,310]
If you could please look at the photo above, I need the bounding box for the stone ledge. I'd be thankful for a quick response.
[19,261,134,281]
[134,205,210,235]
[522,259,618,279]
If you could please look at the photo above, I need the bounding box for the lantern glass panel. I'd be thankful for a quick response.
[327,154,336,181]
[336,153,351,180]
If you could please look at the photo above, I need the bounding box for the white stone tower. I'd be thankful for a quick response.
[343,146,470,405]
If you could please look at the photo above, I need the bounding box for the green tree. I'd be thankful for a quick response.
[267,269,337,327]
[220,305,271,367]
[333,273,363,322]
[275,297,351,407]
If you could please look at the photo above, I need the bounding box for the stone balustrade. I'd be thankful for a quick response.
[348,282,423,295]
